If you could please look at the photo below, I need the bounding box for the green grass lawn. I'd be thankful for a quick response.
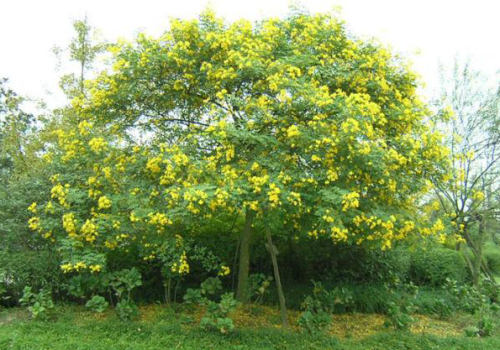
[1,305,500,350]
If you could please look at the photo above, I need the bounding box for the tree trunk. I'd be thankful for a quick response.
[462,244,475,279]
[236,209,254,303]
[265,227,288,328]
[472,216,485,287]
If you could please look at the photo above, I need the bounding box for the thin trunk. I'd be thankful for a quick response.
[462,245,475,279]
[473,216,485,287]
[266,227,288,328]
[481,259,495,282]
[236,210,254,303]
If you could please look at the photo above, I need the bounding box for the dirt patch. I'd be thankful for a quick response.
[0,308,29,325]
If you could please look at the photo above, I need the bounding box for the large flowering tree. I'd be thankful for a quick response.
[29,10,451,307]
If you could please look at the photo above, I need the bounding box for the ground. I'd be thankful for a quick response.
[0,304,499,349]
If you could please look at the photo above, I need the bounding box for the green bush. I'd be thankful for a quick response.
[280,240,411,285]
[345,284,396,314]
[483,243,500,276]
[19,286,54,320]
[409,248,468,286]
[0,250,64,306]
[298,310,331,335]
[85,295,109,313]
[200,293,239,334]
[413,289,455,318]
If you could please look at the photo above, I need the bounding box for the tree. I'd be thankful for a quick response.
[30,10,450,322]
[0,78,44,250]
[53,17,107,104]
[0,78,37,178]
[432,58,500,286]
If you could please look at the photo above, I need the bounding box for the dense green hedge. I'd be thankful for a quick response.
[483,243,500,276]
[409,247,468,286]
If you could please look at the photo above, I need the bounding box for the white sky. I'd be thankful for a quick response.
[1,0,499,109]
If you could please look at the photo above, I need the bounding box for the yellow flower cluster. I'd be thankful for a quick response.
[62,213,77,237]
[183,190,208,214]
[51,183,70,208]
[286,125,300,138]
[244,201,259,211]
[89,137,107,153]
[172,152,189,166]
[28,202,37,214]
[146,156,163,173]
[331,226,349,242]
[81,219,98,243]
[78,120,93,136]
[218,265,231,277]
[249,174,269,193]
[342,192,360,212]
[472,190,485,202]
[97,196,112,210]
[28,216,41,231]
[61,262,102,273]
[130,211,141,223]
[171,251,189,275]
[209,189,229,210]
[148,212,172,230]
[268,183,281,208]
[287,192,301,206]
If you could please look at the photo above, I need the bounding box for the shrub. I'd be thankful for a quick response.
[183,288,206,307]
[483,243,500,276]
[19,286,54,320]
[384,301,414,330]
[298,281,354,334]
[109,268,142,320]
[85,295,109,313]
[443,278,488,313]
[409,248,467,286]
[298,310,331,335]
[200,293,239,334]
[247,273,273,304]
[481,278,500,304]
[0,250,64,306]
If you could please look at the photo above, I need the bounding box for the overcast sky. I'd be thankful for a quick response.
[1,0,499,109]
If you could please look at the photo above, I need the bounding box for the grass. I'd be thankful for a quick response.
[2,304,500,349]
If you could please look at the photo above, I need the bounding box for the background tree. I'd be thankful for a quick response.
[53,17,107,98]
[432,58,500,286]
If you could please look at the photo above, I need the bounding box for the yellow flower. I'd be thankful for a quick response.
[342,192,360,212]
[89,137,107,153]
[81,219,98,242]
[28,217,40,231]
[28,202,37,214]
[89,265,102,273]
[62,213,77,237]
[74,261,87,270]
[472,190,485,202]
[78,120,93,135]
[171,251,189,275]
[286,125,300,138]
[98,196,112,210]
[268,183,281,208]
[218,265,231,276]
[61,263,74,273]
[146,157,162,173]
[130,211,140,222]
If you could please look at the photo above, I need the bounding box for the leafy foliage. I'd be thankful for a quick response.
[85,295,108,313]
[200,292,239,334]
[409,247,468,286]
[19,287,54,320]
